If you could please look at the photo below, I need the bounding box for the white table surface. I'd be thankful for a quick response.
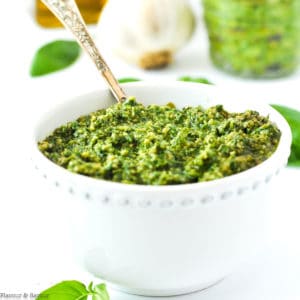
[1,1,300,299]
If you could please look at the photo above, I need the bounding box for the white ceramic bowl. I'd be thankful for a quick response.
[32,82,291,296]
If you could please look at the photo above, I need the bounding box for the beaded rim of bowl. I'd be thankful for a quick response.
[33,159,286,208]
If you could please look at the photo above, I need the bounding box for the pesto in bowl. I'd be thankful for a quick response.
[203,0,300,78]
[38,98,281,185]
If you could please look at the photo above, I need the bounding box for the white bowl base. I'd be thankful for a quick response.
[106,277,225,297]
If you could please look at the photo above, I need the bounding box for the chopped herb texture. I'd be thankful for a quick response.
[39,99,281,185]
[203,0,300,78]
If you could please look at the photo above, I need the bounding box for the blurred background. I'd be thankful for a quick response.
[4,0,300,108]
[0,1,300,299]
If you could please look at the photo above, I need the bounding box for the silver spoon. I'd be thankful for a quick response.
[41,0,127,103]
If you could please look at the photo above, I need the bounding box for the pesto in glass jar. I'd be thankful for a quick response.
[203,0,300,78]
[38,98,281,185]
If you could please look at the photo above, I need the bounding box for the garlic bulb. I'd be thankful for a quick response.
[98,0,196,69]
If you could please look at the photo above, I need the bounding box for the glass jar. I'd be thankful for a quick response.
[36,0,108,28]
[203,0,300,78]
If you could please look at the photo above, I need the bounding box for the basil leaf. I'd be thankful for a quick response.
[93,295,104,300]
[30,40,81,77]
[87,281,95,293]
[178,76,212,85]
[37,281,110,300]
[271,104,300,167]
[118,78,141,83]
[36,281,89,300]
[117,77,212,84]
[94,284,110,300]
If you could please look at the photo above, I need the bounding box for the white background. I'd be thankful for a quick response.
[0,1,300,299]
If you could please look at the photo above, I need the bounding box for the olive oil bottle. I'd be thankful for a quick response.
[36,0,107,27]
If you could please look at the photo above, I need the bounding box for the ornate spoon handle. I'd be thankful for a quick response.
[41,0,127,103]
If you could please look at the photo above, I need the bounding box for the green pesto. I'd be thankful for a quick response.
[203,0,300,78]
[38,98,281,185]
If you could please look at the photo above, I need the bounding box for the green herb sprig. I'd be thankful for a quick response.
[118,76,213,84]
[178,76,213,84]
[30,40,81,77]
[271,104,300,167]
[118,78,141,83]
[36,281,109,300]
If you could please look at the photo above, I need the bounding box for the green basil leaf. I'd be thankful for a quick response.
[94,284,110,300]
[36,280,89,300]
[87,282,95,293]
[93,295,104,300]
[36,281,110,300]
[30,40,81,77]
[118,78,141,83]
[117,77,212,85]
[271,104,300,167]
[178,76,212,85]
